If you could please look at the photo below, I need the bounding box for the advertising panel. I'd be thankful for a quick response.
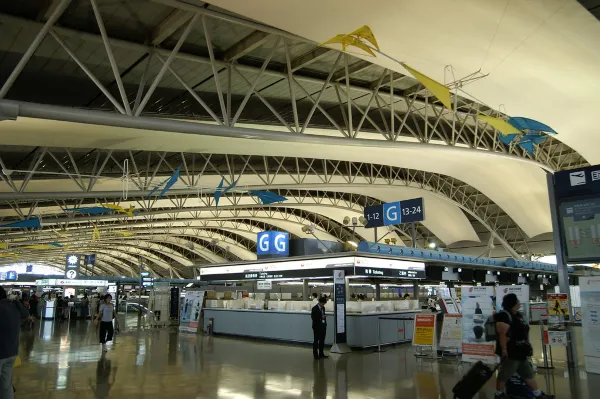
[496,285,531,323]
[461,286,496,363]
[179,290,204,333]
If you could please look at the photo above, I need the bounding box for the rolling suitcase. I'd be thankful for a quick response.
[453,361,499,399]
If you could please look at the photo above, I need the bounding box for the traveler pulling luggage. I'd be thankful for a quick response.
[453,293,554,399]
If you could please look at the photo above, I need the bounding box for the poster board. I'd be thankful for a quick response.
[461,286,496,363]
[547,293,569,317]
[179,290,204,333]
[496,285,531,323]
[439,314,462,351]
[412,314,436,347]
[580,277,600,374]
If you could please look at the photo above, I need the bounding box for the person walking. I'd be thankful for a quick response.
[95,294,119,352]
[0,286,29,399]
[494,293,553,398]
[311,296,329,360]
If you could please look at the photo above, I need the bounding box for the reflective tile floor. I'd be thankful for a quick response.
[12,316,600,398]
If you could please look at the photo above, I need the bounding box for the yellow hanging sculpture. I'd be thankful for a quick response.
[322,26,453,111]
[322,25,380,57]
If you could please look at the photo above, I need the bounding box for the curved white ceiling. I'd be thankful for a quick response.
[206,0,600,164]
[0,117,551,238]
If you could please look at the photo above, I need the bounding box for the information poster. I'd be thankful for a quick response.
[581,277,600,374]
[439,314,462,351]
[461,286,496,363]
[412,314,436,346]
[496,285,530,323]
[333,270,347,342]
[547,330,568,347]
[179,290,204,333]
[547,293,569,317]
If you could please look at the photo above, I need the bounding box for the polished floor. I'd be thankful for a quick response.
[12,315,600,398]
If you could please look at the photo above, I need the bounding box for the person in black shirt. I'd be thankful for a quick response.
[0,286,29,399]
[494,293,553,399]
[311,296,328,360]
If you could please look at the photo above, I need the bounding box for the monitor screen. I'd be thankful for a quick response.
[498,273,510,283]
[459,269,474,282]
[473,270,486,283]
[426,266,443,281]
[509,273,519,283]
[559,196,600,262]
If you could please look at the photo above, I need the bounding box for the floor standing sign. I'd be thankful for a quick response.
[412,314,436,346]
[580,277,600,374]
[439,314,462,351]
[331,270,351,354]
[461,286,496,363]
[179,290,204,333]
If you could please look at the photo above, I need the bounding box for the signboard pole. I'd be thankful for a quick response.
[330,269,351,354]
[411,223,417,248]
[547,173,578,367]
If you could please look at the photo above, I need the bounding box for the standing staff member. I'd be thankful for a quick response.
[95,294,119,353]
[311,297,329,360]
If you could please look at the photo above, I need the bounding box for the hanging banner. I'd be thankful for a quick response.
[439,314,462,351]
[547,293,569,317]
[461,286,496,363]
[581,277,600,374]
[412,313,436,346]
[496,285,531,323]
[179,290,204,333]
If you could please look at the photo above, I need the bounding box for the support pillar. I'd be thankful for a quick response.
[303,279,309,301]
[413,280,420,302]
[345,277,350,301]
[375,282,381,301]
[547,173,578,368]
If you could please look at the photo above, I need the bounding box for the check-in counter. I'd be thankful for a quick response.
[203,308,419,348]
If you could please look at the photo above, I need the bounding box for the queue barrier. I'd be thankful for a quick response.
[374,316,415,353]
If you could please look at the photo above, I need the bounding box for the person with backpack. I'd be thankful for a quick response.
[494,293,553,398]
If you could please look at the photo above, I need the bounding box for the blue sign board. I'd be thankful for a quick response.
[257,231,289,256]
[6,271,17,281]
[364,197,424,228]
[26,265,33,273]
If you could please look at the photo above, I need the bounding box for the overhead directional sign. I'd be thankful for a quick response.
[363,197,424,228]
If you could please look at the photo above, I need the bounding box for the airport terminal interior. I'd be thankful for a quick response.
[1,0,600,398]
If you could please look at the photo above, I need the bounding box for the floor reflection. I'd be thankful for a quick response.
[12,316,600,398]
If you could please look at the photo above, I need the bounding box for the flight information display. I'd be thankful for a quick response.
[560,197,600,262]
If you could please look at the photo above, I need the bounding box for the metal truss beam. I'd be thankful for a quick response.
[0,10,586,169]
[151,9,194,45]
[0,150,530,256]
[224,31,271,61]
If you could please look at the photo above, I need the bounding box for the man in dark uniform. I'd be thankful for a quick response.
[311,296,329,360]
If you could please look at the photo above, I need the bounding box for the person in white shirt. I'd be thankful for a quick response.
[95,294,119,352]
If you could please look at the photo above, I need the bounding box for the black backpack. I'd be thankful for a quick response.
[484,310,512,342]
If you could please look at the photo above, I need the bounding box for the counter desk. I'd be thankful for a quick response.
[203,308,420,348]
